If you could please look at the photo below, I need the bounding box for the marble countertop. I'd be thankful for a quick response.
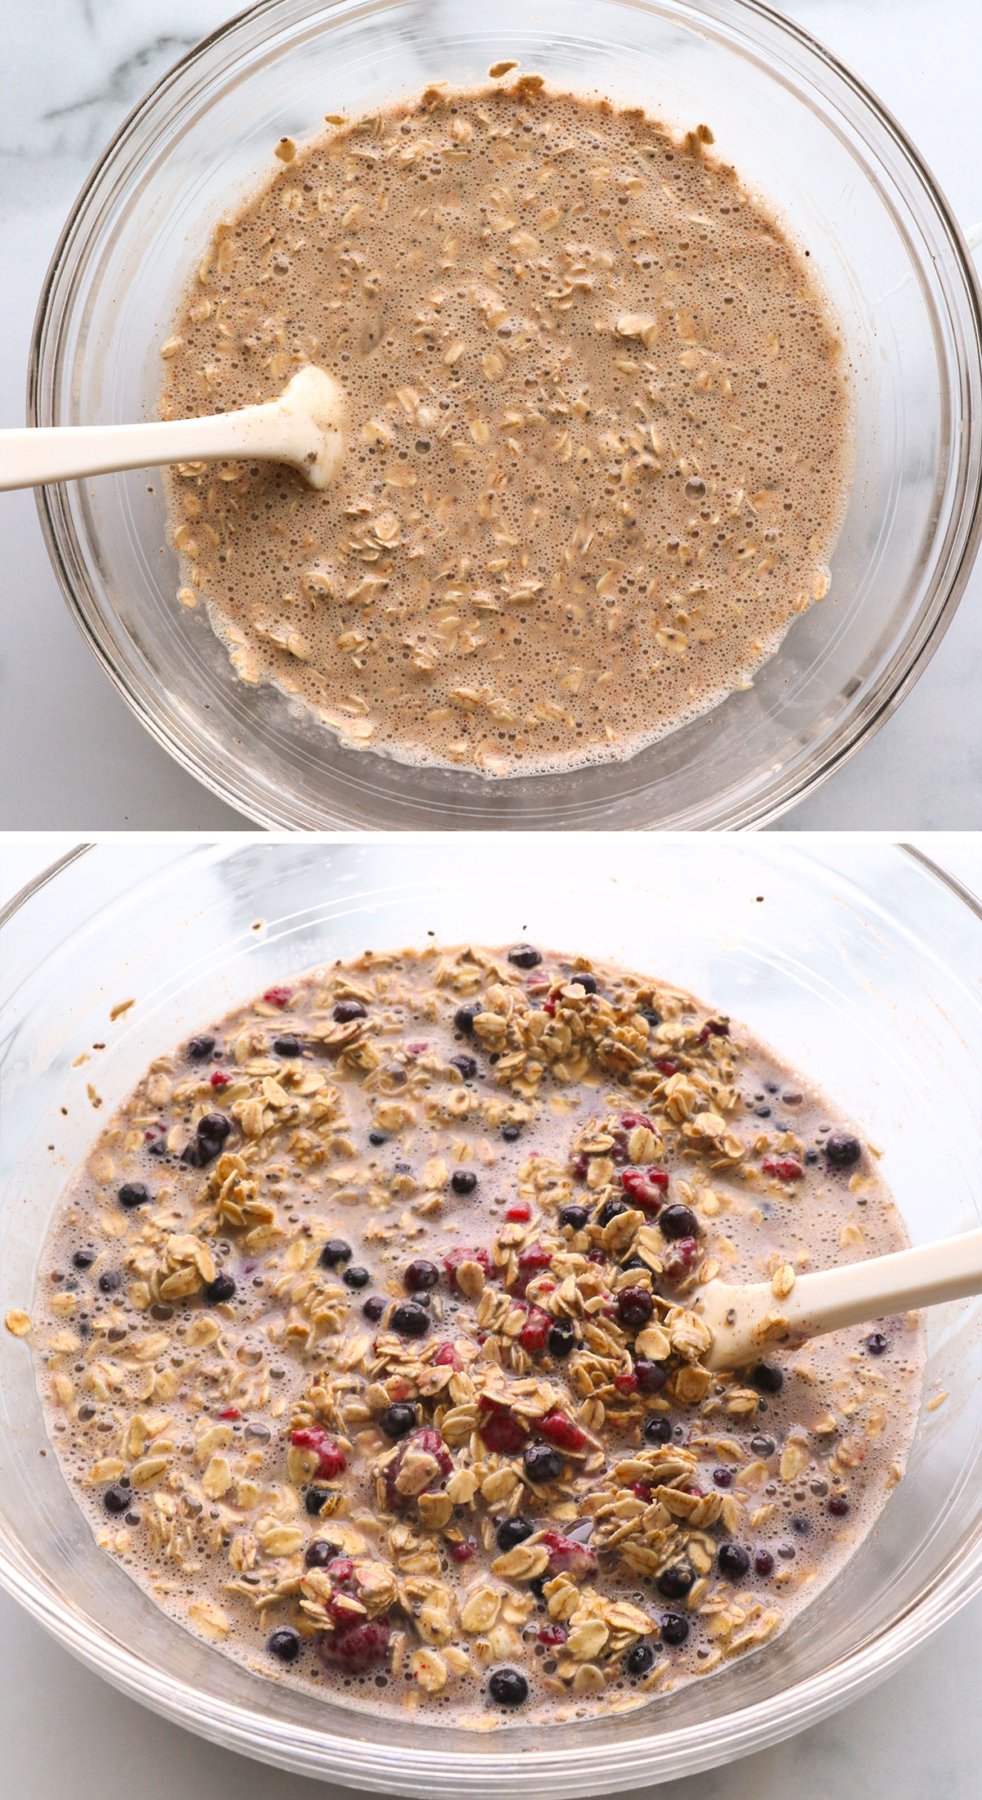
[0,0,980,828]
[0,832,980,1799]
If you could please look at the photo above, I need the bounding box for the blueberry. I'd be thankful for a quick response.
[790,1516,811,1536]
[186,1034,216,1062]
[660,1613,690,1647]
[488,1666,528,1706]
[712,1468,733,1489]
[333,1000,367,1023]
[754,1549,775,1577]
[827,1496,850,1518]
[450,1055,478,1081]
[558,1204,589,1231]
[625,1641,656,1676]
[639,1007,662,1028]
[617,1286,654,1329]
[147,1138,169,1159]
[117,1182,151,1210]
[72,1248,95,1271]
[454,1006,478,1035]
[319,1240,353,1269]
[368,1130,388,1146]
[380,1402,418,1440]
[659,1204,699,1241]
[717,1543,751,1579]
[203,1274,236,1305]
[547,1320,576,1360]
[98,1270,121,1294]
[103,1484,130,1515]
[656,1565,694,1600]
[390,1301,429,1338]
[451,1169,478,1196]
[864,1332,889,1356]
[180,1111,231,1169]
[523,1444,561,1483]
[495,1516,534,1553]
[305,1486,330,1515]
[750,1362,784,1395]
[571,972,598,994]
[362,1295,386,1322]
[597,1197,628,1227]
[501,1124,522,1143]
[635,1360,668,1395]
[304,1539,341,1569]
[644,1416,672,1446]
[404,1259,439,1292]
[273,1034,302,1057]
[267,1627,301,1663]
[342,1265,370,1289]
[825,1131,861,1169]
[507,945,542,971]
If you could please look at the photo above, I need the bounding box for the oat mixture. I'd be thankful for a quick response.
[161,76,850,775]
[27,945,919,1726]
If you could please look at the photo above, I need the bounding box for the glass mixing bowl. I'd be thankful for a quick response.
[0,838,979,1792]
[29,0,982,830]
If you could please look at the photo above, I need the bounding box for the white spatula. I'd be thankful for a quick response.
[698,1227,982,1370]
[0,365,346,493]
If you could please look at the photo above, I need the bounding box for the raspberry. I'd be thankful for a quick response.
[384,1428,453,1509]
[539,1410,587,1452]
[539,1530,596,1577]
[327,1556,355,1585]
[761,1158,804,1181]
[512,1242,552,1295]
[614,1371,638,1396]
[507,1202,532,1222]
[449,1538,477,1564]
[478,1400,530,1455]
[619,1111,655,1132]
[217,1406,240,1420]
[620,1167,669,1213]
[444,1246,494,1291]
[661,1237,700,1284]
[209,1070,230,1089]
[537,1623,567,1646]
[654,1058,680,1076]
[262,986,292,1009]
[290,1427,346,1480]
[433,1341,460,1368]
[519,1305,552,1356]
[631,1480,654,1501]
[320,1616,391,1671]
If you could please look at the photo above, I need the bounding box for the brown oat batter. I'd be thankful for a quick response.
[28,944,919,1726]
[161,77,850,775]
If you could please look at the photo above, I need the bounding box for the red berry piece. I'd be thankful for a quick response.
[537,1623,567,1647]
[654,1058,680,1076]
[539,1529,596,1578]
[478,1400,530,1455]
[539,1409,587,1453]
[218,1406,240,1421]
[511,1242,553,1295]
[661,1236,700,1284]
[262,986,292,1009]
[620,1167,669,1214]
[614,1371,638,1396]
[290,1427,347,1480]
[699,1018,730,1042]
[209,1070,230,1089]
[443,1246,494,1291]
[507,1202,532,1222]
[449,1537,477,1564]
[519,1305,552,1356]
[319,1617,391,1671]
[383,1428,453,1509]
[433,1340,459,1368]
[761,1158,804,1181]
[619,1111,655,1133]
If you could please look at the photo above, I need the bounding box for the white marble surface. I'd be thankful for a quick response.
[1,831,981,1800]
[0,0,980,828]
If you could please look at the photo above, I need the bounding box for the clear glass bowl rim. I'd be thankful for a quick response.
[25,0,982,831]
[0,838,980,1793]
